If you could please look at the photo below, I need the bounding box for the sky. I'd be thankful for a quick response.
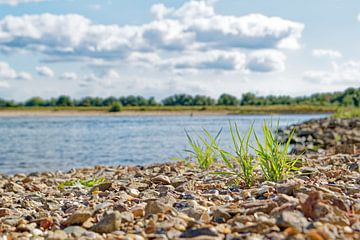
[0,0,360,101]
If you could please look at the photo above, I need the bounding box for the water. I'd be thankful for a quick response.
[0,114,327,175]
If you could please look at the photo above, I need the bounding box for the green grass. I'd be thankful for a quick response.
[183,121,301,186]
[58,178,107,189]
[253,121,300,182]
[185,129,222,170]
[215,123,256,187]
[332,108,360,118]
[0,104,339,114]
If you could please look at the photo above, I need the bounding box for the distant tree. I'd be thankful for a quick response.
[218,94,239,106]
[109,101,122,112]
[102,97,118,106]
[147,97,158,106]
[56,95,73,106]
[25,97,45,107]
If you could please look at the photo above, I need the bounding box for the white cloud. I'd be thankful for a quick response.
[81,69,120,87]
[0,1,304,72]
[312,49,342,59]
[0,0,45,5]
[166,50,246,71]
[60,72,78,81]
[0,61,32,80]
[36,65,54,77]
[246,50,286,72]
[0,81,10,88]
[304,61,360,84]
[357,14,360,21]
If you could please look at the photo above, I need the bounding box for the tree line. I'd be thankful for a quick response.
[0,87,359,108]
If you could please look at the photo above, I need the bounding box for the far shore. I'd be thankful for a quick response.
[0,106,337,117]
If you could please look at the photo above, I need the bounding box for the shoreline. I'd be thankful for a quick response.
[0,109,334,117]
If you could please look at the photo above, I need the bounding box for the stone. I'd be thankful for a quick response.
[90,211,122,234]
[212,208,232,222]
[180,227,218,238]
[47,230,68,240]
[145,200,169,217]
[152,175,171,185]
[63,210,92,226]
[276,210,309,232]
[127,188,140,198]
[0,208,11,217]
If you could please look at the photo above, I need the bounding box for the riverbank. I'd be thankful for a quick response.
[0,105,338,117]
[0,151,359,239]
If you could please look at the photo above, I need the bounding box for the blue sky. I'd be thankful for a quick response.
[0,0,360,101]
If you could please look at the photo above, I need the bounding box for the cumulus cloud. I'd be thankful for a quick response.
[0,0,304,72]
[0,61,32,80]
[0,81,10,88]
[0,0,45,5]
[304,61,360,84]
[312,49,342,59]
[246,50,286,72]
[166,50,246,71]
[60,72,78,81]
[36,65,54,77]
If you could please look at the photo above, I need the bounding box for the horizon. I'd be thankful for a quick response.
[0,0,360,101]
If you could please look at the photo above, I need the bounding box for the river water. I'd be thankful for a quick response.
[0,114,327,174]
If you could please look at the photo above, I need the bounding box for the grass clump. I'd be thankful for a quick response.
[332,108,360,118]
[184,120,299,186]
[185,129,221,169]
[58,178,107,189]
[254,121,300,182]
[215,123,256,187]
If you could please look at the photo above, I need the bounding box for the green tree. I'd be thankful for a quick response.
[218,94,239,106]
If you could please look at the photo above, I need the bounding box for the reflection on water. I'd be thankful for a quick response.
[0,114,327,174]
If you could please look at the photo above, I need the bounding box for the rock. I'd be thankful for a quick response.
[91,182,112,192]
[90,211,122,234]
[127,188,140,198]
[39,217,53,230]
[131,206,145,218]
[152,175,171,185]
[275,181,300,195]
[180,227,218,238]
[120,211,134,223]
[47,230,68,240]
[145,200,169,217]
[212,208,232,223]
[0,208,11,217]
[64,226,87,236]
[4,182,25,193]
[63,210,92,226]
[276,210,309,232]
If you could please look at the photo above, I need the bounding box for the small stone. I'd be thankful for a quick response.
[120,211,134,223]
[47,230,68,240]
[64,226,87,237]
[180,227,218,238]
[0,208,11,217]
[31,228,43,236]
[276,210,309,232]
[343,226,353,234]
[39,217,53,230]
[90,211,122,234]
[145,200,169,217]
[91,182,112,192]
[63,210,92,226]
[152,175,171,185]
[131,207,145,218]
[127,188,140,198]
[212,208,232,222]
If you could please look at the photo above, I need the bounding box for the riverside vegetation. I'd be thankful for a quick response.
[185,121,300,187]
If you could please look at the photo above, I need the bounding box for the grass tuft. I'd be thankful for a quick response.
[185,128,222,170]
[253,120,300,182]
